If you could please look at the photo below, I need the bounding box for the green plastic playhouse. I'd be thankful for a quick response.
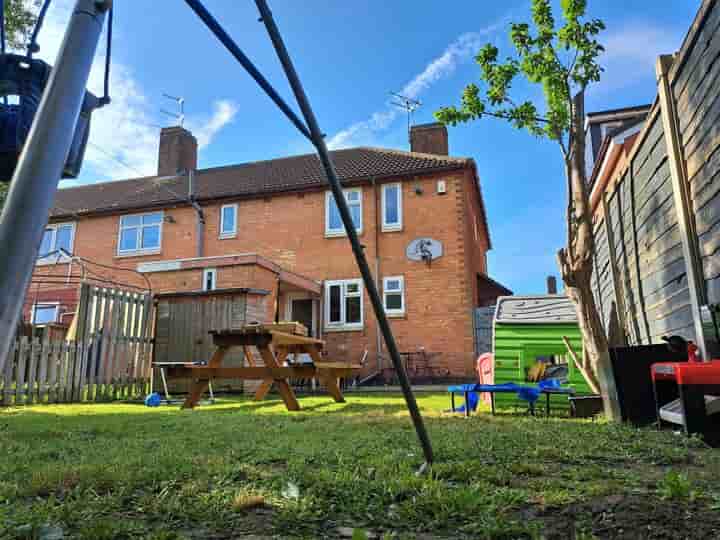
[493,295,591,393]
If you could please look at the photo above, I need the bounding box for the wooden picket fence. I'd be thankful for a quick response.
[0,284,154,406]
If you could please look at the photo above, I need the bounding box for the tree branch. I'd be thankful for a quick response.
[482,110,551,124]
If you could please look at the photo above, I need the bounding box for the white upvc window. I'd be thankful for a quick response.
[381,182,403,232]
[37,222,75,263]
[383,276,405,316]
[31,302,59,325]
[219,204,237,238]
[118,211,163,255]
[325,278,363,330]
[325,188,362,237]
[202,268,217,291]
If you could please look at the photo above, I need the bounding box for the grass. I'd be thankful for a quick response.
[1,392,719,539]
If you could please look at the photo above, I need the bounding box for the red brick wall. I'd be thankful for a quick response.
[35,168,490,378]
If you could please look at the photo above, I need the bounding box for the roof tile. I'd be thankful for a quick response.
[52,147,470,218]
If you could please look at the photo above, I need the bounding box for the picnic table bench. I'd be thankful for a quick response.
[166,324,360,411]
[448,383,576,417]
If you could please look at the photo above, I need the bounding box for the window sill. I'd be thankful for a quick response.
[36,257,71,266]
[219,233,237,240]
[381,225,403,233]
[323,325,364,333]
[386,311,406,319]
[115,249,162,259]
[325,229,362,239]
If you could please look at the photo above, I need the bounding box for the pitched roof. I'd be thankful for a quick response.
[51,147,471,219]
[495,295,578,324]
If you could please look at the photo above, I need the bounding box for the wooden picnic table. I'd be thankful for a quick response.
[168,324,359,411]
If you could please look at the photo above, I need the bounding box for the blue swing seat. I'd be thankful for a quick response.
[0,53,100,180]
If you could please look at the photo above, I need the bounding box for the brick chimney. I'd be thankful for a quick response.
[410,122,448,155]
[547,276,558,295]
[158,126,197,176]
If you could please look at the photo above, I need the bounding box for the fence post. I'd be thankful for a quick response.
[2,339,16,406]
[656,54,709,358]
[36,336,50,403]
[15,337,28,405]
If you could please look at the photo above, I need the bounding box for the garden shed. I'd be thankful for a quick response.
[493,295,590,392]
[153,287,271,392]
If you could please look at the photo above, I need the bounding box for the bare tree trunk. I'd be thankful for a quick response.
[558,91,622,421]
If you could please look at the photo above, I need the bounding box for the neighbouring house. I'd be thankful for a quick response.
[26,122,511,380]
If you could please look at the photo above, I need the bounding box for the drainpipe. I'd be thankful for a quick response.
[372,177,382,371]
[188,169,205,257]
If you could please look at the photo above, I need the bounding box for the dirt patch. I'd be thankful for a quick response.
[520,494,720,539]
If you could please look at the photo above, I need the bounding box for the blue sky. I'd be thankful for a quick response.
[40,0,700,293]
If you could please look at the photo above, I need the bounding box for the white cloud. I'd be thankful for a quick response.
[191,100,239,150]
[34,1,237,183]
[594,22,683,94]
[327,20,506,150]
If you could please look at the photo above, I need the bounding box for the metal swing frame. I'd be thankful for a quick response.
[0,0,434,467]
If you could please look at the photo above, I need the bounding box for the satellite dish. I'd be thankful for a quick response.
[406,238,442,264]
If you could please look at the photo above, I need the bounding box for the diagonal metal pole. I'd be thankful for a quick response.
[253,0,434,465]
[0,0,111,374]
[183,0,311,140]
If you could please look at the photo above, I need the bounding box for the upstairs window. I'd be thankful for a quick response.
[325,279,363,330]
[381,183,402,231]
[383,276,405,316]
[220,204,237,238]
[38,222,75,262]
[118,212,162,254]
[326,188,362,237]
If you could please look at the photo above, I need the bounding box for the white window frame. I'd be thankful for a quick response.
[219,203,238,239]
[381,182,403,232]
[31,302,59,325]
[202,268,217,291]
[325,188,362,237]
[383,275,405,316]
[36,222,75,265]
[324,278,363,331]
[117,211,163,256]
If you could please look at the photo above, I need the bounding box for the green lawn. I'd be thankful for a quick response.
[1,393,719,539]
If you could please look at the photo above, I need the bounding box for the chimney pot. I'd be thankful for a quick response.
[410,122,448,155]
[158,126,198,176]
[547,276,558,295]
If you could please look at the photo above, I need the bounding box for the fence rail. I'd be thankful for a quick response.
[0,336,151,405]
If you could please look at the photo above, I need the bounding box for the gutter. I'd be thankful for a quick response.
[188,169,206,258]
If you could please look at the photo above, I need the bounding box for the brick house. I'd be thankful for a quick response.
[27,122,510,380]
